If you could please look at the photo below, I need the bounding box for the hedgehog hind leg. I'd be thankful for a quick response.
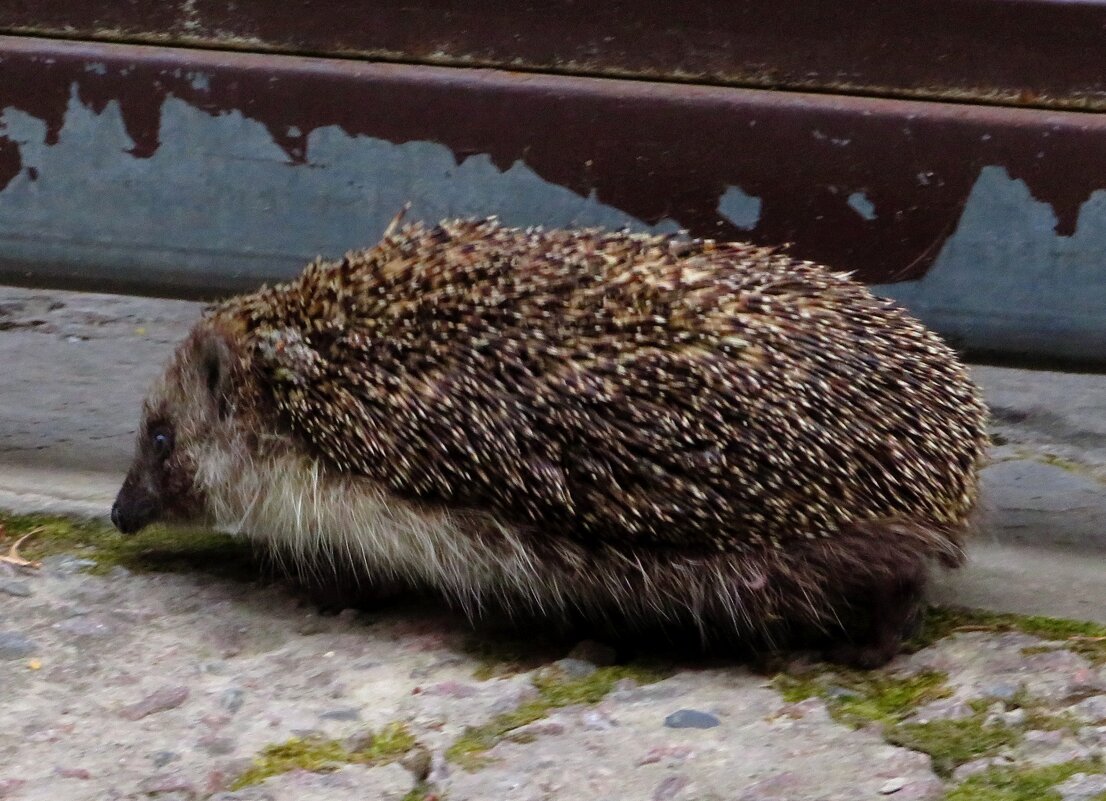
[825,559,927,669]
[819,520,963,669]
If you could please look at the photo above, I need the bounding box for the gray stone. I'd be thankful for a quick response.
[151,752,180,768]
[41,555,97,576]
[663,709,720,729]
[909,698,974,723]
[0,579,32,597]
[120,686,190,720]
[552,658,598,679]
[138,772,197,797]
[1057,772,1106,801]
[952,757,1011,782]
[55,614,117,639]
[879,777,908,794]
[219,687,245,715]
[0,631,36,660]
[319,707,361,721]
[197,735,236,756]
[1001,708,1028,727]
[652,774,689,801]
[980,682,1021,702]
[399,746,432,782]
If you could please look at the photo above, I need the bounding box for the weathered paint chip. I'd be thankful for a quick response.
[847,191,876,221]
[717,186,762,231]
[878,165,1106,360]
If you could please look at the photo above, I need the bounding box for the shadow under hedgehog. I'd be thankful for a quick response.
[111,215,989,669]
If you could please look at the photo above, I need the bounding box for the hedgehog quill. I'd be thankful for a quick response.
[112,216,988,667]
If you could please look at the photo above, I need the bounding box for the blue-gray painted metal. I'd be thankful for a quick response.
[3,78,1106,364]
[876,167,1106,363]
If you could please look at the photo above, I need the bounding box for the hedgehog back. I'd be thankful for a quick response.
[214,218,987,554]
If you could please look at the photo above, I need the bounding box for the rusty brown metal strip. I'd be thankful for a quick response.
[3,1,1106,111]
[2,34,1106,293]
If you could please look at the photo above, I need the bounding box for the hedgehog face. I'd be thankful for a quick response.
[112,324,250,535]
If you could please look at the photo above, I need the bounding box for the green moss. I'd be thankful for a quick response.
[887,716,1021,778]
[772,669,952,728]
[399,785,436,801]
[1035,453,1085,473]
[1,509,258,579]
[232,737,351,789]
[357,721,417,761]
[908,607,1106,664]
[1001,688,1083,735]
[446,663,669,771]
[231,723,418,789]
[943,759,1102,801]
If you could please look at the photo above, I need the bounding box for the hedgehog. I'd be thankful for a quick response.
[110,214,988,668]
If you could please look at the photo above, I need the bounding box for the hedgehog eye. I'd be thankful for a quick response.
[150,428,173,461]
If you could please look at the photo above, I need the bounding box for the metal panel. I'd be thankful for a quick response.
[2,36,1106,362]
[3,1,1106,110]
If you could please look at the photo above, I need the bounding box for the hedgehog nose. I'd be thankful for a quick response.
[111,494,152,535]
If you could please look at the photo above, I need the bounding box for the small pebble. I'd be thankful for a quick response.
[1057,771,1106,801]
[554,658,598,679]
[582,709,618,731]
[139,772,196,796]
[320,708,361,721]
[220,688,245,715]
[0,579,32,597]
[422,680,478,698]
[0,779,26,796]
[653,774,689,801]
[981,683,1020,702]
[120,686,190,721]
[151,752,180,768]
[0,631,37,661]
[1067,669,1106,697]
[42,555,96,576]
[879,777,907,794]
[197,735,236,756]
[56,767,92,780]
[400,746,433,781]
[664,709,719,729]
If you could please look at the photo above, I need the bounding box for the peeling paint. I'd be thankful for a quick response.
[0,92,680,295]
[4,38,1106,363]
[847,192,876,221]
[877,166,1106,361]
[717,186,763,231]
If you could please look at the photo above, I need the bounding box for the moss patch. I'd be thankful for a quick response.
[943,759,1103,801]
[772,669,952,728]
[887,715,1022,778]
[231,723,416,789]
[400,784,437,801]
[989,688,1083,736]
[1034,453,1086,474]
[446,663,669,771]
[1,509,258,580]
[909,606,1106,665]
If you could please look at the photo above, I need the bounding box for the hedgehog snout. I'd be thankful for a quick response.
[111,472,163,535]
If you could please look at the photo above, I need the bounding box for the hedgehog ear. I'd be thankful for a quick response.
[195,329,234,419]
